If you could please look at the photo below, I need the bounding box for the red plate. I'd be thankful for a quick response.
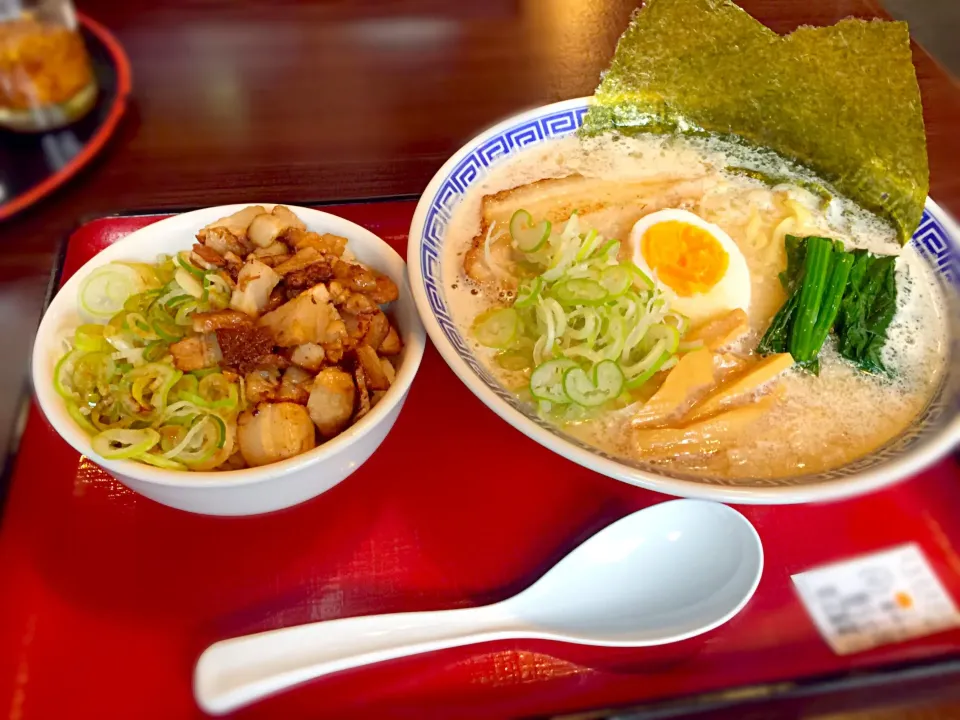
[1,200,959,719]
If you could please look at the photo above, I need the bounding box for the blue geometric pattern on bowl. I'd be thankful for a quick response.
[417,100,959,487]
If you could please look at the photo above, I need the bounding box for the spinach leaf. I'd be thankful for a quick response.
[833,251,898,374]
[779,234,808,291]
[757,289,800,355]
[759,237,898,376]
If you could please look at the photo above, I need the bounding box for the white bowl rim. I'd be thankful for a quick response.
[408,96,960,505]
[33,203,426,489]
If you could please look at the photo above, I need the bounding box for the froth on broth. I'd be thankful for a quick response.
[443,134,948,482]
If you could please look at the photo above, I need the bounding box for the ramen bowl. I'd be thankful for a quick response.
[408,98,960,504]
[34,205,426,516]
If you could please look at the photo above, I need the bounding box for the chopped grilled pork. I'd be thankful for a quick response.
[191,243,225,268]
[252,353,290,370]
[276,366,313,404]
[199,205,266,240]
[217,447,248,471]
[380,358,396,386]
[192,309,251,333]
[200,226,252,258]
[245,368,280,404]
[170,333,222,371]
[307,368,356,438]
[272,247,324,277]
[271,205,306,232]
[255,254,293,268]
[229,260,281,317]
[262,286,286,314]
[215,325,275,372]
[258,284,347,347]
[355,344,390,391]
[248,213,290,248]
[360,311,390,350]
[284,228,347,257]
[252,241,289,259]
[378,325,402,355]
[284,262,333,293]
[247,206,306,247]
[237,402,315,467]
[290,342,325,372]
[322,337,344,364]
[222,251,245,279]
[331,259,399,303]
[353,366,371,420]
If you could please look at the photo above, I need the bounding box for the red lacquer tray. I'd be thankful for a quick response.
[1,200,959,720]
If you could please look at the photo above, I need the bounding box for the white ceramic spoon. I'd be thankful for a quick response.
[195,499,763,715]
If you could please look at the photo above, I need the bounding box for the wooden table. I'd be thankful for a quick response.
[1,1,958,715]
[4,0,959,282]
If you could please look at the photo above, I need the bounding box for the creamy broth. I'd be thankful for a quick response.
[442,133,948,480]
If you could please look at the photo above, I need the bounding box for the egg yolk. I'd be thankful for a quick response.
[641,221,729,297]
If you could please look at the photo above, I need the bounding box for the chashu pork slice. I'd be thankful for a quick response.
[462,173,713,286]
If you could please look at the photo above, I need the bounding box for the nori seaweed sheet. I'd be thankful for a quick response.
[581,0,928,243]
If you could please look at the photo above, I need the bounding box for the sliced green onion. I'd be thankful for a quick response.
[564,308,600,343]
[175,268,204,299]
[66,401,98,435]
[74,324,109,353]
[624,349,672,390]
[597,314,626,362]
[529,358,578,404]
[89,405,134,431]
[514,276,543,308]
[599,266,632,297]
[542,237,581,282]
[117,262,161,290]
[626,262,654,290]
[175,301,198,326]
[125,363,181,417]
[510,209,551,253]
[152,315,185,342]
[621,324,679,387]
[471,211,684,417]
[143,340,169,363]
[176,251,206,278]
[473,308,520,349]
[496,346,534,371]
[71,351,116,402]
[135,452,187,471]
[162,414,226,467]
[54,349,82,399]
[125,312,158,342]
[191,367,221,379]
[552,278,608,307]
[171,375,199,401]
[181,373,240,411]
[79,264,146,320]
[543,297,566,340]
[91,428,161,459]
[597,239,620,260]
[562,360,624,407]
[645,323,681,354]
[575,229,603,261]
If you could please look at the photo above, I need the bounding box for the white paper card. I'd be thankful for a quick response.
[792,543,960,655]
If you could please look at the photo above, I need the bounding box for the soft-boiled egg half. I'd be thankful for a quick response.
[629,209,750,325]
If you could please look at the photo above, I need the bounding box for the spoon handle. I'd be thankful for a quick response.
[194,604,513,715]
